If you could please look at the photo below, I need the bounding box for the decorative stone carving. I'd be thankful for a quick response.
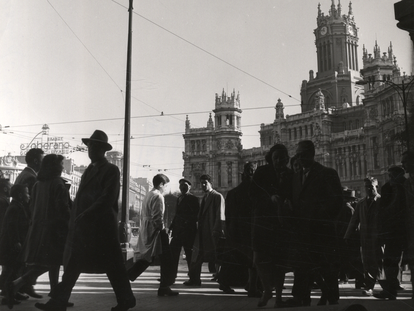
[217,139,222,150]
[226,139,234,149]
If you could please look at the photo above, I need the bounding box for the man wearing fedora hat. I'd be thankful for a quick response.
[35,130,135,311]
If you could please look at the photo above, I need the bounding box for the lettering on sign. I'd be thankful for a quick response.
[20,137,71,155]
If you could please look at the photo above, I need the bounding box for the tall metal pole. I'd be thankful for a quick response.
[120,0,133,255]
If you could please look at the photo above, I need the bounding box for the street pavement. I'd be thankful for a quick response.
[2,258,414,311]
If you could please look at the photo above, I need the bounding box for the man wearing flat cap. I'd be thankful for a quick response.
[169,178,200,280]
[36,130,135,311]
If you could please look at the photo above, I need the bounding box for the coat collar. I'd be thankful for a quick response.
[79,158,108,189]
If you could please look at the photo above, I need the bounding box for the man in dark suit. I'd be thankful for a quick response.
[285,140,342,307]
[13,148,44,300]
[374,166,406,300]
[183,174,225,287]
[15,148,44,195]
[0,179,12,231]
[35,130,135,311]
[169,178,199,280]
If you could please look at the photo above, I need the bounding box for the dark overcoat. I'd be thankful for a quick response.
[63,159,124,273]
[0,196,10,233]
[192,189,224,262]
[170,193,199,239]
[15,167,37,194]
[22,177,70,266]
[344,196,382,271]
[290,161,343,269]
[225,179,254,251]
[380,181,406,242]
[404,178,414,264]
[222,179,255,268]
[0,200,30,265]
[249,164,293,257]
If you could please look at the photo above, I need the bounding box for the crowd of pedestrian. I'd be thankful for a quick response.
[0,132,413,311]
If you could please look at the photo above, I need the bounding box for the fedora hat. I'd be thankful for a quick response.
[82,130,112,151]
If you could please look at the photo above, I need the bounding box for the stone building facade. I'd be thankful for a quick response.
[182,1,410,198]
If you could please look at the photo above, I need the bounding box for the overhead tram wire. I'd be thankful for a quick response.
[5,105,278,129]
[47,0,169,120]
[46,0,122,92]
[111,0,300,102]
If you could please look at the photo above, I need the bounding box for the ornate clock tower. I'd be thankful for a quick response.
[300,1,364,112]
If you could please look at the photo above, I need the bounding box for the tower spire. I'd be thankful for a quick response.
[337,0,342,16]
[348,1,353,16]
[330,0,337,17]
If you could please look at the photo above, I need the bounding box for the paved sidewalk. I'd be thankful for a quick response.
[2,264,414,311]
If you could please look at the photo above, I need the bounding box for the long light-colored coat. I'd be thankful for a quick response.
[136,189,164,262]
[344,195,382,270]
[192,189,225,262]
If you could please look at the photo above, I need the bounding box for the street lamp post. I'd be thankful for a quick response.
[357,77,414,155]
[119,0,134,262]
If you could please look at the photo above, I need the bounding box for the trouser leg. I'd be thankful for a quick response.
[247,267,259,292]
[183,234,195,270]
[14,265,49,293]
[188,255,203,283]
[107,262,134,303]
[159,229,175,288]
[50,260,81,305]
[254,252,274,297]
[292,269,312,304]
[169,235,183,280]
[382,241,402,294]
[274,268,286,303]
[364,266,379,290]
[1,264,19,293]
[49,265,60,295]
[127,260,150,281]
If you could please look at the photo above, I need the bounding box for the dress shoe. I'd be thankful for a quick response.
[158,287,179,296]
[1,297,21,306]
[111,297,136,311]
[362,289,373,296]
[395,285,405,291]
[275,300,290,308]
[219,284,235,294]
[355,283,365,289]
[67,301,74,307]
[373,291,397,300]
[281,297,304,308]
[317,295,327,306]
[6,282,16,309]
[22,286,43,299]
[247,290,262,298]
[183,280,201,286]
[15,292,29,300]
[257,291,272,307]
[35,301,67,311]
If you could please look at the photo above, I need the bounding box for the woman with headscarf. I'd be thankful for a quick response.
[249,144,293,308]
[7,154,71,308]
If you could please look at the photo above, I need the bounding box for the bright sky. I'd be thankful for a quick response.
[0,0,412,190]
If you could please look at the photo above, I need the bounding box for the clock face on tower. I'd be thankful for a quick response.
[320,26,327,36]
[348,25,354,36]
